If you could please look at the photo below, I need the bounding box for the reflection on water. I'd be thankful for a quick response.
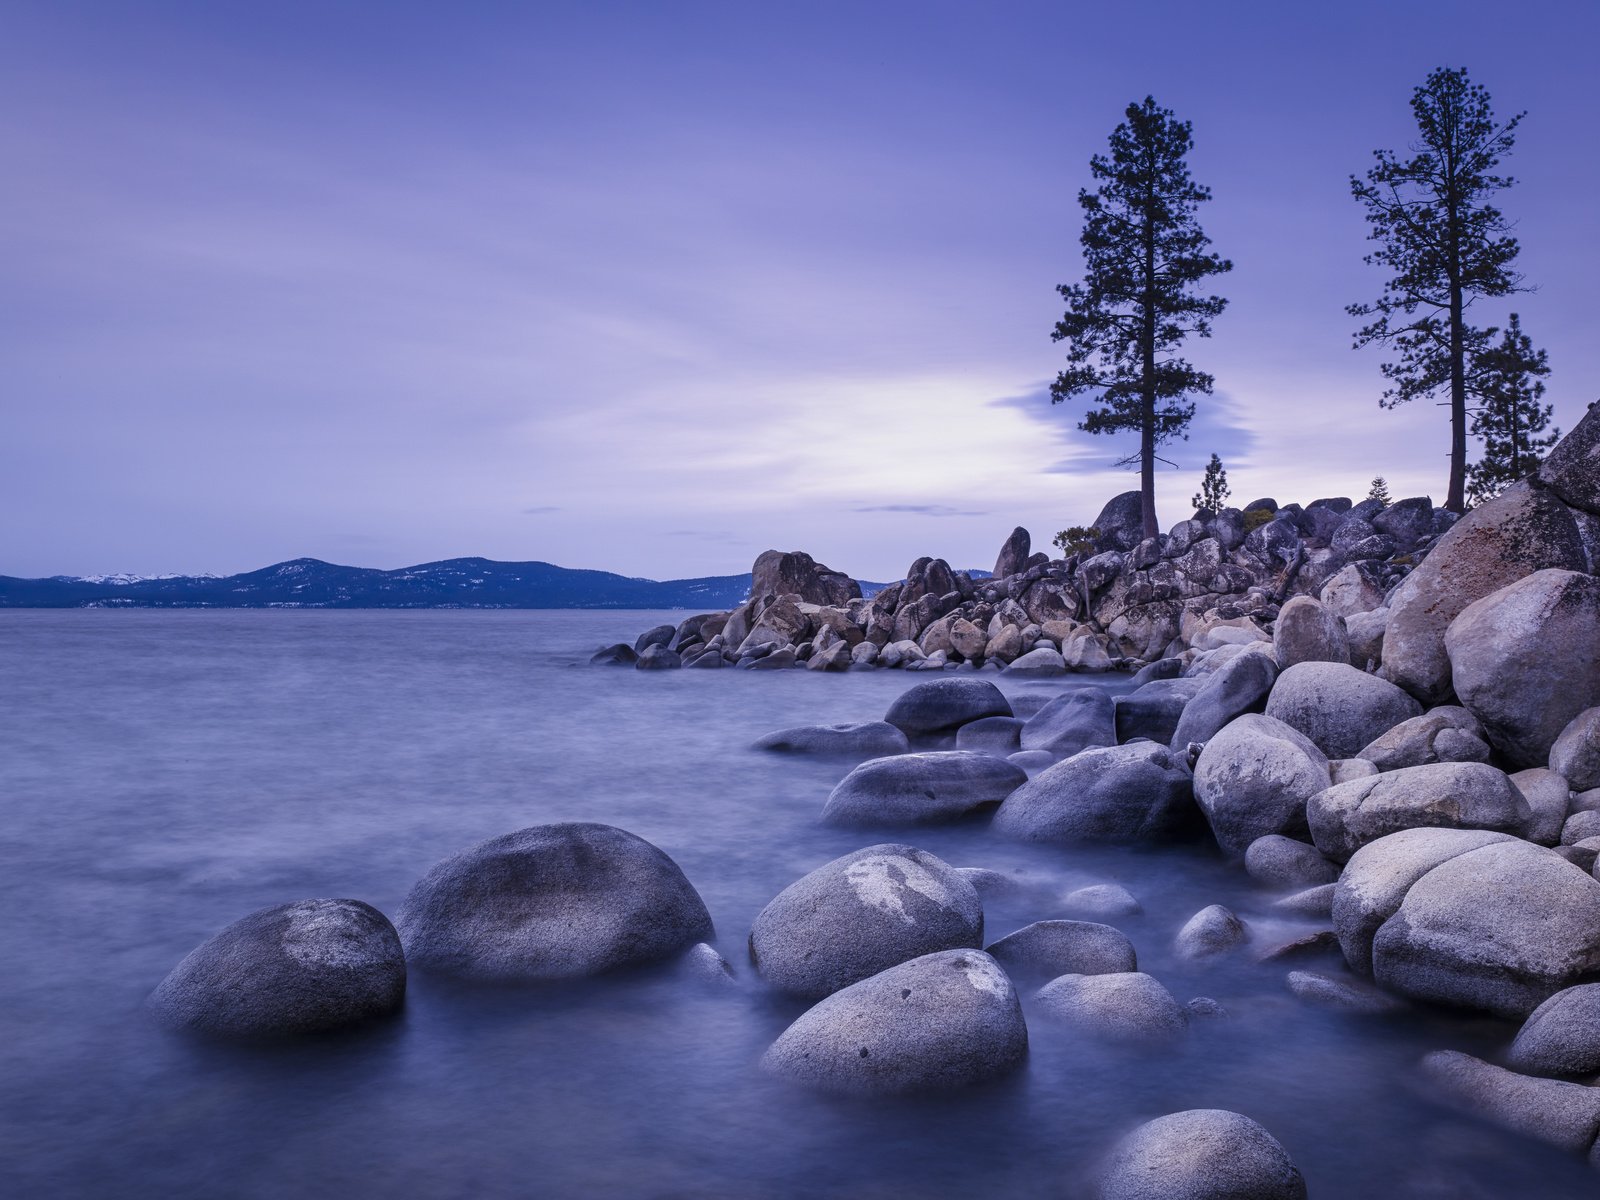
[0,610,1586,1197]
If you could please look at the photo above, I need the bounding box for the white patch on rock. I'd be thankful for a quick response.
[958,953,1012,999]
[845,856,956,925]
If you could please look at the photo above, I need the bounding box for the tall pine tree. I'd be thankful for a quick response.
[1465,313,1557,505]
[1349,67,1526,513]
[1051,96,1231,539]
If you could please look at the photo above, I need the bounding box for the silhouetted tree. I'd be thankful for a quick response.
[1465,313,1557,505]
[1052,96,1232,539]
[1349,66,1526,513]
[1368,476,1392,506]
[1192,453,1230,512]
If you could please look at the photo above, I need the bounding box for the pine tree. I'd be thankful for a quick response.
[1368,476,1392,506]
[1465,313,1557,505]
[1052,96,1232,539]
[1349,67,1526,513]
[1191,453,1230,512]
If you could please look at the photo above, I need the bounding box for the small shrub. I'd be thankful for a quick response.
[1367,476,1392,506]
[1242,508,1274,533]
[1052,526,1100,557]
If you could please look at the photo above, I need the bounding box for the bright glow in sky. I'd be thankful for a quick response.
[3,1,1597,580]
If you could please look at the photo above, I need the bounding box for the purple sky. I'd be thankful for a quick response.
[4,1,1598,581]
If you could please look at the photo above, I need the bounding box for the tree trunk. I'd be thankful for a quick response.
[1447,284,1467,512]
[1140,208,1159,541]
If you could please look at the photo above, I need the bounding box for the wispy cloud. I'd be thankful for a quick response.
[521,505,562,515]
[853,504,990,517]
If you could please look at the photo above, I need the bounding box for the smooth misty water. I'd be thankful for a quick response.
[0,610,1590,1198]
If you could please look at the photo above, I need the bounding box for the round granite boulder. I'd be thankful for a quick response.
[993,742,1199,845]
[761,949,1027,1094]
[822,751,1026,827]
[1356,706,1490,771]
[151,899,405,1037]
[1508,983,1600,1077]
[985,920,1136,983]
[1550,707,1600,793]
[1098,1109,1306,1200]
[1019,688,1118,757]
[397,823,713,981]
[1192,715,1330,856]
[1034,971,1188,1043]
[753,721,911,756]
[883,677,1012,739]
[1264,661,1423,760]
[1306,761,1531,862]
[749,844,982,999]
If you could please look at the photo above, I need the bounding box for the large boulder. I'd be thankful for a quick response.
[1192,714,1331,856]
[397,824,712,981]
[761,949,1027,1094]
[1355,706,1490,770]
[993,526,1032,578]
[1508,983,1600,1077]
[1536,400,1600,515]
[955,715,1025,755]
[1551,708,1600,792]
[1421,1051,1600,1155]
[1033,972,1188,1043]
[883,677,1012,739]
[749,549,860,607]
[822,752,1026,827]
[992,742,1199,844]
[1093,490,1147,551]
[1114,677,1204,745]
[1445,569,1600,768]
[1167,650,1278,751]
[1371,838,1600,1017]
[1097,1109,1307,1200]
[1306,762,1532,862]
[1320,562,1387,619]
[1331,827,1518,975]
[1020,688,1117,756]
[1272,595,1350,668]
[985,920,1136,982]
[1513,767,1573,846]
[748,844,982,1000]
[150,899,405,1037]
[1380,482,1587,704]
[753,721,910,757]
[1264,661,1423,759]
[1243,835,1339,888]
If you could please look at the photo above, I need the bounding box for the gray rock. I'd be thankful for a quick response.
[1004,646,1068,675]
[1019,688,1118,756]
[590,643,639,666]
[1256,930,1341,964]
[1093,490,1148,551]
[1344,608,1389,671]
[634,623,676,653]
[685,649,725,668]
[748,646,796,670]
[1264,661,1424,760]
[748,844,982,1000]
[749,548,860,607]
[1421,1050,1600,1154]
[1382,482,1587,704]
[1174,904,1248,960]
[1562,809,1600,845]
[1097,1109,1306,1200]
[1192,714,1331,856]
[684,942,737,985]
[1513,767,1573,846]
[955,715,1025,755]
[398,823,713,981]
[1007,749,1056,773]
[1063,883,1143,919]
[806,639,853,671]
[1274,884,1337,918]
[1129,657,1185,685]
[1356,706,1490,771]
[822,751,1026,827]
[1033,971,1187,1042]
[150,899,405,1037]
[1550,707,1600,792]
[993,742,1198,845]
[1536,400,1600,515]
[1244,835,1339,888]
[1373,496,1436,548]
[1320,562,1387,620]
[1186,996,1228,1019]
[1330,757,1380,784]
[1508,983,1600,1077]
[761,949,1027,1095]
[986,920,1136,982]
[1285,969,1402,1014]
[1273,595,1350,668]
[883,677,1012,739]
[993,526,1032,579]
[1306,761,1532,862]
[1372,839,1600,1017]
[1167,650,1279,751]
[1114,677,1204,745]
[1332,827,1518,975]
[636,644,682,670]
[1446,569,1600,768]
[753,721,911,756]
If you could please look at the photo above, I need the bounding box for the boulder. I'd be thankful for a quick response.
[636,644,682,670]
[993,527,1032,579]
[822,751,1026,827]
[1382,483,1587,703]
[1033,971,1188,1042]
[748,844,982,999]
[1372,496,1435,548]
[805,639,853,671]
[1509,983,1600,1077]
[590,643,639,666]
[1174,904,1249,959]
[397,823,713,981]
[1344,608,1389,671]
[761,949,1027,1095]
[1097,1109,1306,1200]
[1445,569,1600,768]
[1061,632,1115,673]
[1563,809,1600,845]
[1421,1050,1600,1154]
[1306,762,1532,862]
[985,920,1136,982]
[1264,661,1423,759]
[1243,835,1339,888]
[1536,400,1600,515]
[1513,767,1573,846]
[1093,490,1147,551]
[1005,646,1068,675]
[749,549,860,607]
[1063,883,1143,919]
[1285,969,1402,1015]
[1331,757,1379,784]
[1020,688,1118,757]
[955,715,1025,755]
[1274,884,1337,919]
[1356,706,1490,771]
[150,899,405,1037]
[1272,595,1350,668]
[993,742,1198,844]
[634,623,676,653]
[735,596,810,656]
[948,618,989,661]
[1320,562,1387,619]
[1192,714,1330,856]
[1372,839,1600,1017]
[1550,707,1600,792]
[1114,677,1204,745]
[1167,650,1278,752]
[753,721,910,757]
[883,677,1012,739]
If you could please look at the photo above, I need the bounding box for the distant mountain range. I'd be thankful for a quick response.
[0,557,914,609]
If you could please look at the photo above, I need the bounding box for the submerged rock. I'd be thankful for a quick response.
[1033,971,1188,1043]
[1018,688,1118,757]
[985,920,1136,982]
[1063,883,1144,919]
[1097,1109,1307,1200]
[397,823,713,981]
[1421,1050,1600,1154]
[761,950,1027,1095]
[821,751,1026,827]
[151,899,405,1037]
[993,742,1198,845]
[883,677,1011,739]
[753,721,910,756]
[1174,904,1249,960]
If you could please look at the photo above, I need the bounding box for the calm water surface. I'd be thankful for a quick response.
[0,610,1587,1198]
